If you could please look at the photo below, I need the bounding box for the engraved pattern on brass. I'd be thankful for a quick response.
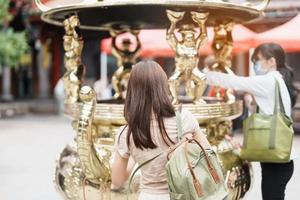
[54,144,86,200]
[217,139,253,200]
[206,119,232,146]
[65,100,243,125]
[167,10,208,104]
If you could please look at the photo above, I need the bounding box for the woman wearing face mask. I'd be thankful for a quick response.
[205,43,298,200]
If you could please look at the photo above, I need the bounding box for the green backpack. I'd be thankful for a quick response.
[129,111,228,200]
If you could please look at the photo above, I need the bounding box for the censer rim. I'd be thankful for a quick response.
[40,1,263,30]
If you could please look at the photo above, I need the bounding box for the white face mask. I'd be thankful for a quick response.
[253,61,268,75]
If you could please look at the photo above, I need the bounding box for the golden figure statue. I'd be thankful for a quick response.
[62,15,84,104]
[212,22,235,73]
[211,22,236,102]
[110,29,141,99]
[166,10,208,104]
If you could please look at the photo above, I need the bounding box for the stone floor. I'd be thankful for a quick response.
[0,114,299,200]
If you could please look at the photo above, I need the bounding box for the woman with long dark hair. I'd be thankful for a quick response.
[206,43,297,200]
[111,60,210,200]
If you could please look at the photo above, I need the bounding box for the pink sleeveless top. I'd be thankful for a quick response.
[115,109,200,194]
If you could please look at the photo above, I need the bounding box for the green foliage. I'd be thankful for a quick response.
[0,0,29,68]
[0,29,29,67]
[0,0,11,25]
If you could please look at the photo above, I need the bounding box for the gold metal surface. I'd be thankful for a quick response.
[64,100,243,143]
[66,100,243,125]
[216,139,253,199]
[167,10,208,104]
[76,86,111,195]
[110,29,141,99]
[212,22,234,73]
[54,129,252,200]
[211,22,236,102]
[62,15,84,104]
[54,144,140,200]
[36,0,270,30]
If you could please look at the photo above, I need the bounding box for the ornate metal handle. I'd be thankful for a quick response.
[76,86,112,186]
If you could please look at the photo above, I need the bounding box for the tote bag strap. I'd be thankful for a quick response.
[269,79,285,149]
[254,80,284,114]
[273,79,286,114]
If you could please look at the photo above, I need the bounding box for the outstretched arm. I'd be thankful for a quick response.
[166,22,178,51]
[205,71,272,97]
[133,34,141,55]
[111,36,123,64]
[110,29,122,53]
[225,22,234,44]
[166,10,184,51]
[196,22,208,49]
[111,36,122,53]
[191,11,209,49]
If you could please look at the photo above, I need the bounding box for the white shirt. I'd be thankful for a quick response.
[206,70,297,160]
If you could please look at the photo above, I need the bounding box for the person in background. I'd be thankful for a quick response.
[111,60,210,200]
[54,78,65,115]
[205,43,297,200]
[93,78,112,100]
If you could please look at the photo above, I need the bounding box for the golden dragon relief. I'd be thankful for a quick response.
[76,86,112,198]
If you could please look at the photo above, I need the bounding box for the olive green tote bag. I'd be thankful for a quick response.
[240,80,294,163]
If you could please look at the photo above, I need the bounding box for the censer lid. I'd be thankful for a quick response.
[36,0,270,30]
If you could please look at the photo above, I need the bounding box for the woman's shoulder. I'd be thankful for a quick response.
[115,125,129,144]
[178,108,198,125]
[114,125,131,158]
[178,108,200,134]
[180,108,195,119]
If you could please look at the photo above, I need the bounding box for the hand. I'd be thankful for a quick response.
[109,29,123,37]
[130,28,140,36]
[166,10,185,24]
[244,93,253,109]
[70,16,80,27]
[225,22,235,31]
[191,11,209,24]
[109,29,117,37]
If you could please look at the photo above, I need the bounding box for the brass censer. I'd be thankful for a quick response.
[36,0,270,200]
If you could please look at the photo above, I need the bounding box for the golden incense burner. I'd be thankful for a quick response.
[36,0,270,199]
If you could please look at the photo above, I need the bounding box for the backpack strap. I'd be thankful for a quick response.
[184,139,220,197]
[127,151,163,199]
[175,110,183,141]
